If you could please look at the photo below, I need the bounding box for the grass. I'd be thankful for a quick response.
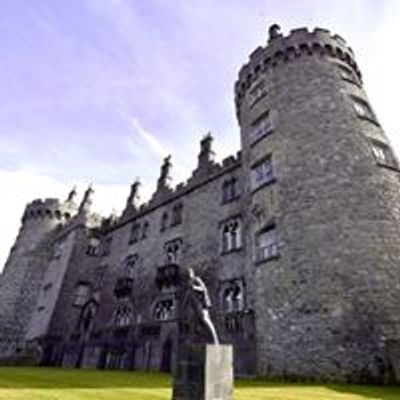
[0,367,399,399]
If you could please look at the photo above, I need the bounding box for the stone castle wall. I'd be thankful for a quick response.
[236,26,400,382]
[1,25,400,383]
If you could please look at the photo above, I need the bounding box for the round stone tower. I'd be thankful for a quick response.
[0,197,76,356]
[236,25,400,382]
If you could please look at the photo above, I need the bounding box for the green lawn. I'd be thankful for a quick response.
[0,367,399,400]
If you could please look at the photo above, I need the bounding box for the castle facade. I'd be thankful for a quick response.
[1,25,400,383]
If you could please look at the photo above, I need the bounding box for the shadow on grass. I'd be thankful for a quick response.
[0,367,172,389]
[327,383,400,400]
[236,378,400,400]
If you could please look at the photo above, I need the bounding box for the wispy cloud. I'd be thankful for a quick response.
[0,0,399,272]
[123,114,169,159]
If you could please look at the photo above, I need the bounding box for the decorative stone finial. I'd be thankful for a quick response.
[198,133,215,167]
[268,23,282,42]
[66,186,77,203]
[126,179,141,209]
[157,155,172,190]
[78,184,94,214]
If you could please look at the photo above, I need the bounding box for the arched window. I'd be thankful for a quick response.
[114,305,132,327]
[164,238,182,264]
[124,254,138,278]
[221,279,245,314]
[221,218,242,253]
[154,298,175,321]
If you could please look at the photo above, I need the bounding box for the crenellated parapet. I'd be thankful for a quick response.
[234,26,362,115]
[21,198,73,224]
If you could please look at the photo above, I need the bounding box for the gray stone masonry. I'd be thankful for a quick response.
[1,24,400,384]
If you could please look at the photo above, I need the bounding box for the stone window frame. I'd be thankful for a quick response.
[86,237,100,257]
[220,277,246,315]
[335,62,360,86]
[220,215,243,255]
[255,222,279,265]
[114,304,132,327]
[369,138,399,171]
[222,176,240,204]
[153,297,176,322]
[170,203,184,227]
[141,220,149,240]
[53,240,65,259]
[95,264,108,288]
[73,281,91,307]
[129,222,141,244]
[247,80,268,108]
[164,237,182,264]
[250,154,276,193]
[249,110,276,146]
[351,95,380,126]
[160,211,169,232]
[123,254,139,278]
[102,236,113,256]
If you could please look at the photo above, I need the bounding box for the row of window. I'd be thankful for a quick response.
[351,96,399,170]
[113,279,248,328]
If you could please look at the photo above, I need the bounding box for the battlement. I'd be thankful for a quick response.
[22,198,73,223]
[235,26,361,109]
[113,149,242,230]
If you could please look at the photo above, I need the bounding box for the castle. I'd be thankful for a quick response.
[1,24,400,383]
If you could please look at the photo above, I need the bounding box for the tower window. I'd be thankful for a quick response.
[352,96,376,122]
[53,241,65,259]
[251,156,275,191]
[370,140,398,170]
[247,81,267,107]
[255,225,279,263]
[336,63,359,85]
[129,223,140,244]
[250,111,275,144]
[221,218,242,253]
[222,177,240,203]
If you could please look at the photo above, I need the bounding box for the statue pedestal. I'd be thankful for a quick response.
[172,343,233,400]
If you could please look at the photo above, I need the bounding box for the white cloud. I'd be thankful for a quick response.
[0,169,131,273]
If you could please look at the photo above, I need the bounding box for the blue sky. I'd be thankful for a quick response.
[1,0,399,270]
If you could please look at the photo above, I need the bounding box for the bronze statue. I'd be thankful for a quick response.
[186,267,219,345]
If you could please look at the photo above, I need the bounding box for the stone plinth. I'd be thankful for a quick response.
[172,344,233,400]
